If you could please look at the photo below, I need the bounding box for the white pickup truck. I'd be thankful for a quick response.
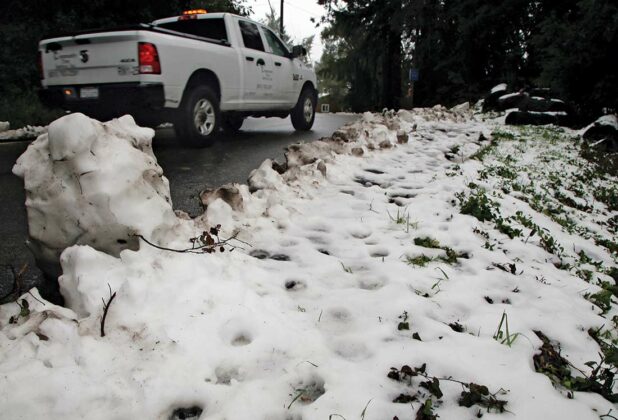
[38,10,318,147]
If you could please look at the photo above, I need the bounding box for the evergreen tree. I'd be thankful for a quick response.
[532,0,617,118]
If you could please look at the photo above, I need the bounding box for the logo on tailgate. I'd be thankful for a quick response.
[80,50,89,63]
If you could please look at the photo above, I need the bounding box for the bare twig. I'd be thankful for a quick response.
[27,290,45,305]
[100,284,117,338]
[134,232,248,254]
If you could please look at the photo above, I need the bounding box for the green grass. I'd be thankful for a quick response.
[458,190,495,222]
[414,236,441,249]
[493,311,520,347]
[594,186,618,211]
[405,254,433,267]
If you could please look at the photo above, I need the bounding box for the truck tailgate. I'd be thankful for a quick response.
[40,31,144,86]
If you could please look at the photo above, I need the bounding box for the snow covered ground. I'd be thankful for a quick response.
[0,108,616,419]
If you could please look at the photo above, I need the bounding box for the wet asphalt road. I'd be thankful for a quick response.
[0,114,357,303]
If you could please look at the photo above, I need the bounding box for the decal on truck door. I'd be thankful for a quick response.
[239,19,274,101]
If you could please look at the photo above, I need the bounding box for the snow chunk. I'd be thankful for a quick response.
[0,121,9,132]
[491,83,508,94]
[13,113,184,279]
[47,113,98,161]
[451,102,470,112]
[498,92,522,101]
[248,159,287,192]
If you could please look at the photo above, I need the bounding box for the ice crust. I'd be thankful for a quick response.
[1,108,617,419]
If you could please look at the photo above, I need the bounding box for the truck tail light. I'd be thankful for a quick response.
[138,42,161,74]
[37,51,44,79]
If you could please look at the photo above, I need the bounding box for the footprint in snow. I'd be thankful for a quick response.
[290,375,326,406]
[349,227,372,239]
[284,279,307,291]
[369,247,390,258]
[219,318,255,347]
[332,339,372,361]
[168,406,203,420]
[214,364,243,385]
[357,275,387,290]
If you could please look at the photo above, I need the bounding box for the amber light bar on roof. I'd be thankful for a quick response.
[182,9,207,15]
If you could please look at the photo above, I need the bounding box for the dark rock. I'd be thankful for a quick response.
[505,111,566,126]
[497,92,528,111]
[483,84,508,111]
[528,87,553,97]
[582,115,618,153]
[521,96,570,114]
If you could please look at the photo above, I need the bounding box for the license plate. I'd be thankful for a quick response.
[80,87,99,99]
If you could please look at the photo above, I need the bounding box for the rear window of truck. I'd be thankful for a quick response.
[157,18,228,42]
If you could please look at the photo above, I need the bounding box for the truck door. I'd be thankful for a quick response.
[237,19,276,107]
[261,27,297,107]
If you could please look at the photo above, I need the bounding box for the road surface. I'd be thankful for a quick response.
[0,114,358,303]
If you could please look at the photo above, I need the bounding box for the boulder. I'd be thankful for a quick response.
[505,110,566,126]
[497,92,529,111]
[483,83,508,111]
[582,115,618,153]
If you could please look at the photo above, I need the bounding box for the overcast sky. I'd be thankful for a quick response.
[250,0,327,62]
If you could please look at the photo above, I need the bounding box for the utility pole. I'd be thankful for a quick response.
[280,0,284,36]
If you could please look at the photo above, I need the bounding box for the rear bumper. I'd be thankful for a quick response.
[39,82,165,119]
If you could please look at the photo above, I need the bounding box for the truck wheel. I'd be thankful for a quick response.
[175,86,220,147]
[291,88,316,131]
[221,115,244,133]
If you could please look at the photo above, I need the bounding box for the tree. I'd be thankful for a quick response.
[317,0,403,111]
[260,0,315,64]
[531,0,617,119]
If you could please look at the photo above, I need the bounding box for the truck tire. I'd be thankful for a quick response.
[175,85,220,147]
[221,114,244,133]
[291,88,316,131]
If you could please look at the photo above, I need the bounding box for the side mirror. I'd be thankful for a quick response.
[291,45,307,58]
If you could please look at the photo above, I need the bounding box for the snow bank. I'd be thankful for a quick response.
[0,124,46,141]
[1,108,616,419]
[12,113,190,279]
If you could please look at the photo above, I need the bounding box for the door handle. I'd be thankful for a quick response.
[256,58,266,66]
[274,62,282,67]
[246,56,254,62]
